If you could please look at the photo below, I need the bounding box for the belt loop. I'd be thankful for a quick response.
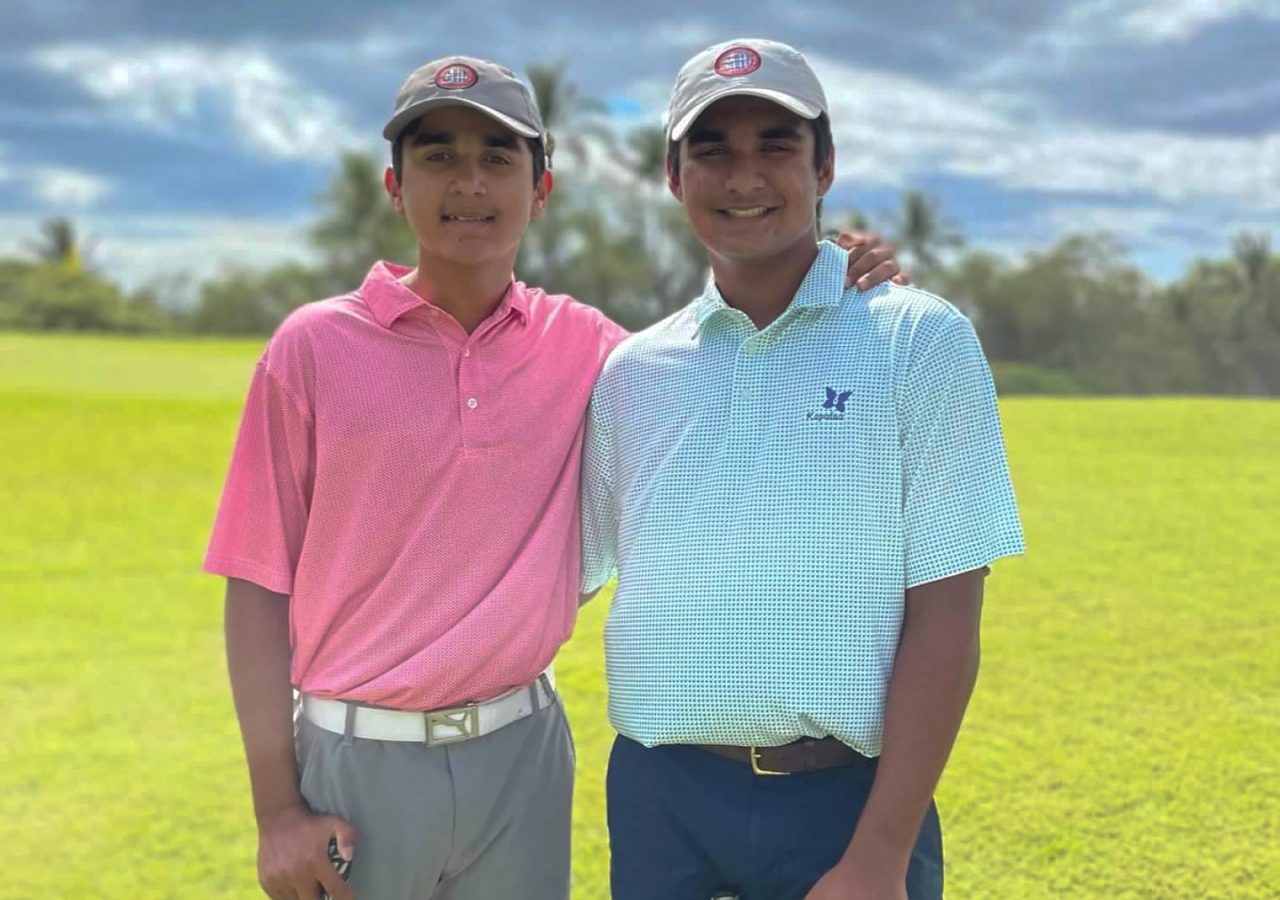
[342,702,357,746]
[538,672,554,707]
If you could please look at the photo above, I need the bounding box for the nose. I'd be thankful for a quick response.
[449,159,486,196]
[723,156,766,195]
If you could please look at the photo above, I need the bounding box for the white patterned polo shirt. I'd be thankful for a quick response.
[581,240,1025,755]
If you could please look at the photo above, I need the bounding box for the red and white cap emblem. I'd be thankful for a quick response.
[435,63,478,90]
[714,46,762,77]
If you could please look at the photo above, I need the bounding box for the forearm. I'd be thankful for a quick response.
[224,577,305,825]
[846,584,983,872]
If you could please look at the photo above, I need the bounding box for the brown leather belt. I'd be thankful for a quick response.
[700,737,865,775]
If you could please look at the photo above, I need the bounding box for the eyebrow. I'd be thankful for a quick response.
[685,124,804,146]
[759,125,803,141]
[686,128,724,146]
[410,131,520,150]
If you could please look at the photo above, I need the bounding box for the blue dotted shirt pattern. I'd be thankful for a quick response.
[582,241,1025,754]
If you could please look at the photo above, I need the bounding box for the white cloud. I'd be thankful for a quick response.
[808,53,1280,209]
[31,43,362,159]
[0,213,317,293]
[30,167,113,208]
[642,22,719,50]
[1118,0,1280,43]
[966,0,1279,85]
[1139,78,1280,119]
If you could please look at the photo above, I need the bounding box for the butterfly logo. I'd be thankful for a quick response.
[823,387,852,412]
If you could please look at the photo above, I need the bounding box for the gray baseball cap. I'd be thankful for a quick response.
[382,56,545,143]
[665,39,828,142]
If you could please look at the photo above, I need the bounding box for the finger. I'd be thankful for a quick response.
[857,260,904,291]
[844,247,893,288]
[330,818,358,861]
[892,271,911,285]
[835,230,868,250]
[314,861,355,900]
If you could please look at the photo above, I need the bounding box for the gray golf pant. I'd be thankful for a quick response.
[295,694,575,900]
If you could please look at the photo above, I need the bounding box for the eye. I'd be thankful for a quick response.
[697,147,727,158]
[763,143,792,153]
[486,154,512,165]
[424,151,451,162]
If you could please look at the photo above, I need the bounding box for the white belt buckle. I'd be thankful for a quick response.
[424,705,480,746]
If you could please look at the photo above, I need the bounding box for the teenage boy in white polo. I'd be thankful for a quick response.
[583,39,1025,900]
[206,54,907,900]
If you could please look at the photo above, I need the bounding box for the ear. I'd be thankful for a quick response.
[816,145,835,198]
[384,166,405,216]
[530,170,554,220]
[666,156,683,203]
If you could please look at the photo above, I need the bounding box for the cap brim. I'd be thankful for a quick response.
[668,88,823,141]
[382,98,540,142]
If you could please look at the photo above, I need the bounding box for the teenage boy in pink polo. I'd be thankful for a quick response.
[205,56,905,900]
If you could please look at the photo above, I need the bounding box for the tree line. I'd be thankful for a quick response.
[2,64,1277,396]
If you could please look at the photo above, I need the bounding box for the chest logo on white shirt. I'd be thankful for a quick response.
[806,387,851,421]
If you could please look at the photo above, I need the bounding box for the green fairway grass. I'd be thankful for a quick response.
[2,333,1277,899]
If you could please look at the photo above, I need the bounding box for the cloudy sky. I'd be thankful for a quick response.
[1,0,1276,290]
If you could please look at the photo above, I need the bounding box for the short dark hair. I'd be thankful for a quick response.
[391,119,549,187]
[666,112,833,180]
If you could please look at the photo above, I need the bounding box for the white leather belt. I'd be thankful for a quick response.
[299,667,556,746]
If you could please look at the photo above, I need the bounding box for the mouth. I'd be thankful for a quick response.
[441,214,497,223]
[715,205,777,220]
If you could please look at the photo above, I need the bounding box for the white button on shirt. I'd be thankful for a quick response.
[581,241,1025,755]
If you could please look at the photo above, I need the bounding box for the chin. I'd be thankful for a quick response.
[702,235,786,263]
[709,225,817,264]
[429,232,519,266]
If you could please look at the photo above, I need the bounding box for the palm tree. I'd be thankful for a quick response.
[519,62,616,293]
[26,217,91,270]
[310,150,415,290]
[889,191,963,274]
[618,125,711,317]
[628,126,669,185]
[525,61,610,168]
[1232,232,1270,294]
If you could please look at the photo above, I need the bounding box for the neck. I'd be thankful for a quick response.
[708,238,820,330]
[401,249,516,334]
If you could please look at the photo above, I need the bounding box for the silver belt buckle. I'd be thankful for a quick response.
[424,705,480,746]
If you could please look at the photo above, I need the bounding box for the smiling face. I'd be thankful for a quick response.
[385,105,550,269]
[670,95,834,266]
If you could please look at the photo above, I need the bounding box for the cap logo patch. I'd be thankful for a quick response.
[714,46,762,77]
[435,63,478,90]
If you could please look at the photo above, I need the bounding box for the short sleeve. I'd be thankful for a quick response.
[203,359,315,594]
[899,318,1025,588]
[580,389,619,593]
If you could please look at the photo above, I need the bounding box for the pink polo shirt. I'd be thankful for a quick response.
[204,262,627,710]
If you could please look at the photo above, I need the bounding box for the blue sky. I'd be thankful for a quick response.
[0,0,1276,290]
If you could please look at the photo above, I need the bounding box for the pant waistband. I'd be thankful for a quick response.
[299,667,555,745]
[697,737,867,775]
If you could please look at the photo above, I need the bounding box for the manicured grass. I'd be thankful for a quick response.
[2,334,1277,899]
